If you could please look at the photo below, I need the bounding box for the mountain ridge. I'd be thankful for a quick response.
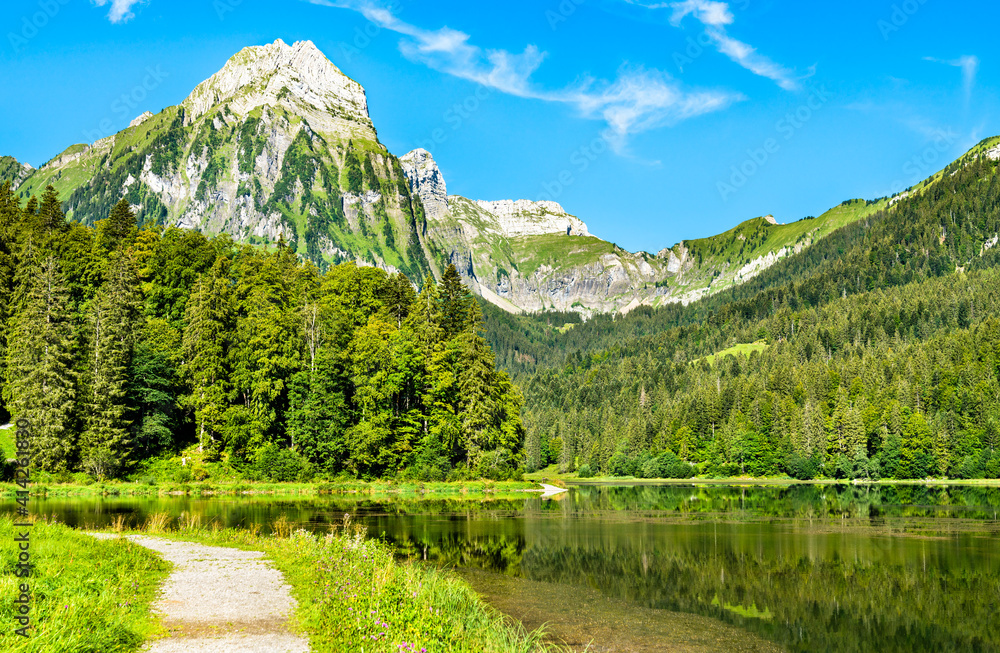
[6,38,991,315]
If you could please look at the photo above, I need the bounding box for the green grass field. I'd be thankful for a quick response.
[0,514,170,652]
[0,426,15,459]
[695,340,769,366]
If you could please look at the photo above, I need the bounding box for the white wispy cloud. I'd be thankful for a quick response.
[307,0,741,148]
[624,0,802,90]
[925,55,979,105]
[92,0,144,23]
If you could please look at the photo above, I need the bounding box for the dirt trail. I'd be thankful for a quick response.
[89,534,309,653]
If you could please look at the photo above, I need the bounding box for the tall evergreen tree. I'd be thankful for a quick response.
[80,250,142,478]
[4,251,78,472]
[182,259,233,455]
[438,263,470,340]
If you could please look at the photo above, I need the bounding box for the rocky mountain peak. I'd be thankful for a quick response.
[400,148,448,220]
[182,38,375,140]
[473,199,591,238]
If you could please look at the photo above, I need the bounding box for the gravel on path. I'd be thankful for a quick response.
[88,533,310,653]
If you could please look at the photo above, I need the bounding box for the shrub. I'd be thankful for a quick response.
[0,459,16,483]
[576,464,595,478]
[173,467,193,483]
[640,457,663,479]
[254,443,309,482]
[658,451,695,479]
[73,472,96,485]
[786,453,818,480]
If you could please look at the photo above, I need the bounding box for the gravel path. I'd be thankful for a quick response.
[89,534,310,653]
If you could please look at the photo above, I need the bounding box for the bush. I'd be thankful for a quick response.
[786,453,818,480]
[576,464,594,478]
[658,451,695,479]
[640,457,663,479]
[254,443,309,482]
[173,467,193,483]
[608,451,637,477]
[73,472,96,485]
[0,459,16,483]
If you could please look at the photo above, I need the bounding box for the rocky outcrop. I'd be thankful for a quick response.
[400,149,448,220]
[472,199,591,237]
[130,111,154,128]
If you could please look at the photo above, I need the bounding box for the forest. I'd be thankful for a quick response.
[487,149,1000,480]
[3,145,1000,483]
[0,183,525,481]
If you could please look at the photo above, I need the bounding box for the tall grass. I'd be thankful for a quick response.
[0,479,538,499]
[0,513,170,652]
[115,515,558,653]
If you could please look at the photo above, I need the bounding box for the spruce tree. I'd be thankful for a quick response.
[182,260,233,454]
[36,185,68,239]
[4,252,78,472]
[0,183,21,419]
[438,264,470,340]
[80,250,141,478]
[96,198,138,254]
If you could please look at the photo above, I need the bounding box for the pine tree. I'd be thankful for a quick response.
[96,198,138,254]
[80,250,142,479]
[227,250,301,456]
[438,264,470,340]
[383,272,415,328]
[182,260,233,455]
[36,185,68,238]
[0,183,21,419]
[4,252,78,472]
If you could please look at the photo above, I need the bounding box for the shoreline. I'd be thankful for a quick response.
[6,475,1000,499]
[524,472,1000,488]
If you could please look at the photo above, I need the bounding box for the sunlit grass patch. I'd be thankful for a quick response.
[0,513,170,652]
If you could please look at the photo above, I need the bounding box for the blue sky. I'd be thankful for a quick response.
[1,0,997,252]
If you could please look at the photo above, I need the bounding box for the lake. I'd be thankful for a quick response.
[11,483,1000,652]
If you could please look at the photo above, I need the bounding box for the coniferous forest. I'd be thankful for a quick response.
[4,148,1000,484]
[0,183,524,481]
[485,150,1000,481]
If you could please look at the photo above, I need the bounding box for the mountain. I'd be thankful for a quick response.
[18,39,434,280]
[503,137,1000,481]
[0,156,33,188]
[1,38,943,315]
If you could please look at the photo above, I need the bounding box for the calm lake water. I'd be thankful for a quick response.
[11,483,1000,652]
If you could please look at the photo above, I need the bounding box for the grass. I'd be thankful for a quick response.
[95,515,558,653]
[0,478,540,499]
[513,234,621,277]
[695,340,769,366]
[0,513,170,652]
[0,425,15,459]
[524,464,1000,487]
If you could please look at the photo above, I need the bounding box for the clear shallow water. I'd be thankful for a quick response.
[10,483,1000,652]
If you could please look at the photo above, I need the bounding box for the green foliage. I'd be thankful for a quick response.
[0,514,170,652]
[0,192,523,481]
[495,155,1000,481]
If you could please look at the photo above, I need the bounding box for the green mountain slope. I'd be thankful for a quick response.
[497,139,1000,481]
[0,156,33,189]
